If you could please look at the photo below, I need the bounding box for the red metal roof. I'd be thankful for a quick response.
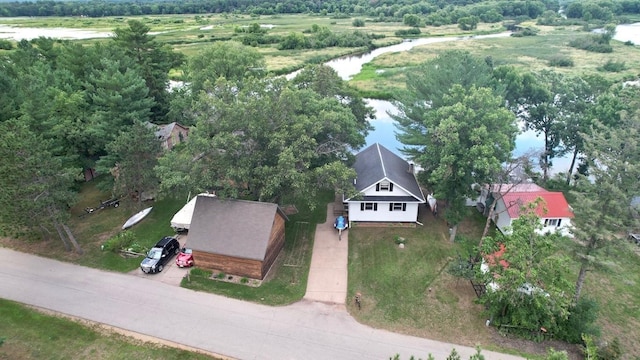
[501,191,574,219]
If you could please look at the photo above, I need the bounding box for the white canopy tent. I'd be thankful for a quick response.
[170,193,215,231]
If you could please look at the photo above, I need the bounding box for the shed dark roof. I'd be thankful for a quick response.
[188,196,286,261]
[351,143,425,202]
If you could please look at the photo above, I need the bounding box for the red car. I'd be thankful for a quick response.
[176,247,194,268]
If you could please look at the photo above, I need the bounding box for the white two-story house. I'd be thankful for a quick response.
[345,143,425,224]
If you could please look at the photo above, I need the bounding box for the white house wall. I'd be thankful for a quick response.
[494,199,573,237]
[360,179,414,198]
[348,202,420,222]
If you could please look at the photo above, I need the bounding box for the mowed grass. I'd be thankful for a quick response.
[582,240,640,357]
[347,207,494,348]
[181,190,334,305]
[0,299,217,360]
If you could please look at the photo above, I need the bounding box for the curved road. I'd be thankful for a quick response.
[0,248,522,360]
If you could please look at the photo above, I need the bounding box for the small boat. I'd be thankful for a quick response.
[122,207,153,230]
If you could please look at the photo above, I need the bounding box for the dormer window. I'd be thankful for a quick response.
[376,180,393,192]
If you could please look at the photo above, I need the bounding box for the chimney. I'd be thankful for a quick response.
[408,163,414,174]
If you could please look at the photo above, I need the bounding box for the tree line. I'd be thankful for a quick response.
[397,50,638,357]
[0,0,560,19]
[0,21,372,252]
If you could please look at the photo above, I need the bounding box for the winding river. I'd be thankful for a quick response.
[313,24,640,174]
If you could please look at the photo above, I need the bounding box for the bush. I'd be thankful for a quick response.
[395,28,421,36]
[0,39,13,50]
[101,231,136,253]
[569,36,613,53]
[510,27,538,37]
[548,55,574,67]
[599,60,627,72]
[555,297,600,343]
[352,18,365,27]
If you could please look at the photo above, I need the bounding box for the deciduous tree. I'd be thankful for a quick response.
[396,84,516,241]
[156,76,363,206]
[479,202,573,334]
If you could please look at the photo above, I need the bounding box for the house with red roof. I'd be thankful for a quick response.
[493,188,574,237]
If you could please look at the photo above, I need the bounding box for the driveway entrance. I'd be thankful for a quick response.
[304,203,349,304]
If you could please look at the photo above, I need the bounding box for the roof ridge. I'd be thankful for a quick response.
[376,143,387,178]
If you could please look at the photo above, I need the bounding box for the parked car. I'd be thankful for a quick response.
[176,247,194,268]
[140,236,180,274]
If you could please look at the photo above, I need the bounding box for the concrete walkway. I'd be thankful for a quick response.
[304,203,349,304]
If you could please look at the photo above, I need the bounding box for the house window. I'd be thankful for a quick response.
[361,202,378,211]
[544,219,561,227]
[376,181,394,192]
[389,203,406,211]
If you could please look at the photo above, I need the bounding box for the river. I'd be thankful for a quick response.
[312,24,640,175]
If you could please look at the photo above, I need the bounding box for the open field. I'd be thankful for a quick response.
[0,14,505,74]
[351,24,640,98]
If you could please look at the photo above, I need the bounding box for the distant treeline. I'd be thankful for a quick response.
[2,0,639,23]
[0,0,562,18]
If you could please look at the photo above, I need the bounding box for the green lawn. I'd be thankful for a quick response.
[347,208,497,348]
[0,299,218,360]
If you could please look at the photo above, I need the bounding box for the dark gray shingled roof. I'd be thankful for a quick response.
[351,143,425,202]
[187,196,287,261]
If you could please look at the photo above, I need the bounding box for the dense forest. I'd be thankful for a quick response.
[2,0,639,26]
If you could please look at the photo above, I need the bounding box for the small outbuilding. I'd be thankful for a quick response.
[188,196,288,280]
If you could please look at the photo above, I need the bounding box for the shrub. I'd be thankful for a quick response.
[555,297,600,343]
[216,272,226,279]
[599,60,627,72]
[395,28,421,36]
[0,39,13,50]
[101,231,136,253]
[548,55,574,67]
[569,36,613,53]
[240,277,249,284]
[352,18,365,27]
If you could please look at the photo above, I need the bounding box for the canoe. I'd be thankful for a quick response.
[122,207,153,230]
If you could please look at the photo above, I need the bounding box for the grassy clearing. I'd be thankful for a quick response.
[582,240,640,357]
[181,190,333,306]
[349,25,640,95]
[0,299,217,360]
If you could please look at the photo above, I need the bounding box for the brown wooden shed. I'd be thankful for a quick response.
[187,196,288,280]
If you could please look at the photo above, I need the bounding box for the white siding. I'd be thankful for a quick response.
[348,202,419,222]
[494,199,573,237]
[360,178,414,198]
